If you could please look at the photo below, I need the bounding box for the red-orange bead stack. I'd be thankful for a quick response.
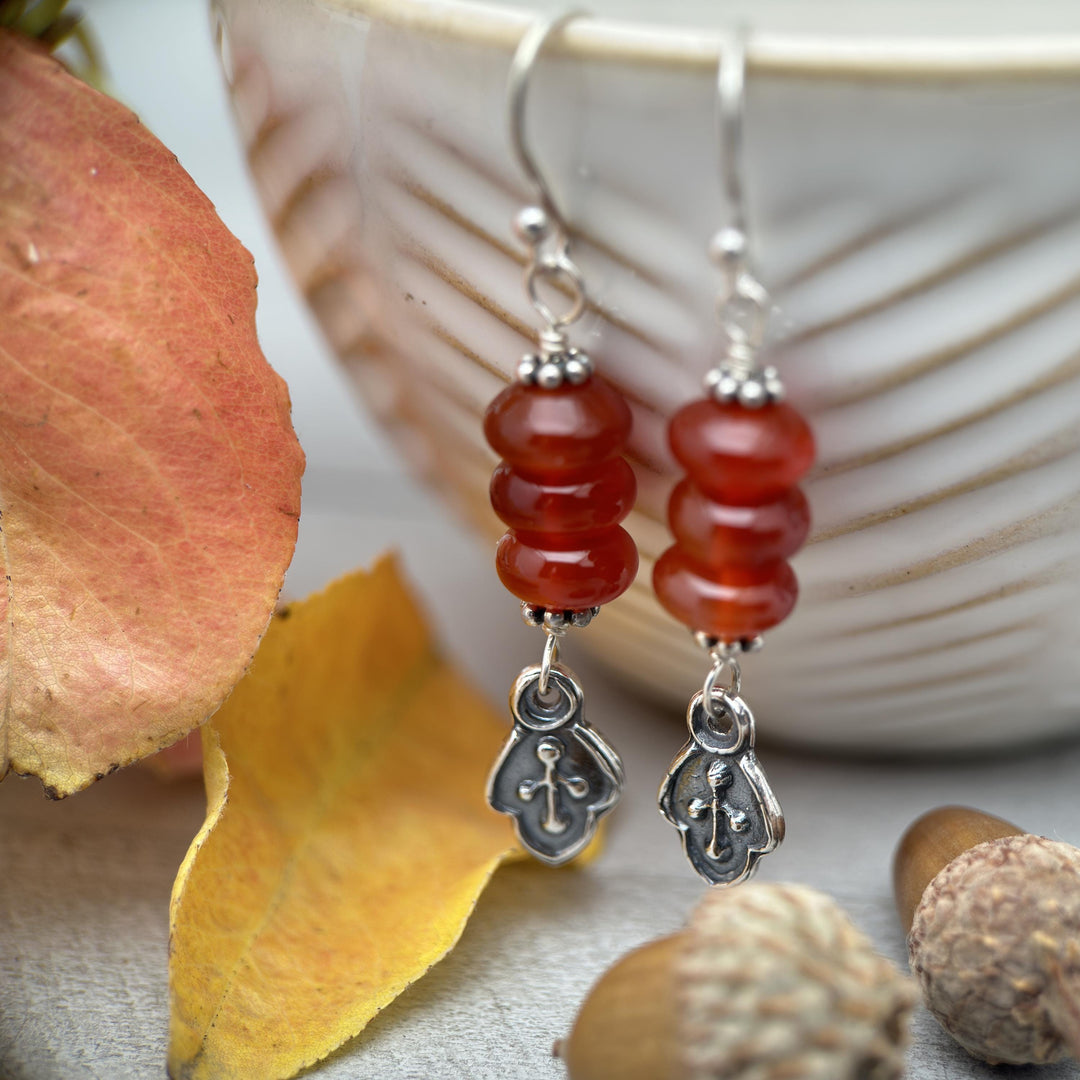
[485,375,638,613]
[654,398,814,642]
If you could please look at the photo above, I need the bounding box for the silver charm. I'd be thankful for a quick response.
[659,689,783,887]
[489,665,622,865]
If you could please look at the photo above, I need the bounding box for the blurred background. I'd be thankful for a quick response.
[3,3,1080,1078]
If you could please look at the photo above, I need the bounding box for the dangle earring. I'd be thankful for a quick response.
[656,32,815,887]
[485,14,637,865]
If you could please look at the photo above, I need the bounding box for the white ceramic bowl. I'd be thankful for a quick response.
[212,0,1080,752]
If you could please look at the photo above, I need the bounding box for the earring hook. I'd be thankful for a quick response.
[506,11,592,351]
[717,26,748,242]
[710,29,775,366]
[704,27,785,409]
[506,10,587,234]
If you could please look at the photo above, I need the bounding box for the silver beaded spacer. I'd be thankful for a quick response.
[520,602,601,630]
[703,362,785,408]
[514,346,594,389]
[693,630,765,654]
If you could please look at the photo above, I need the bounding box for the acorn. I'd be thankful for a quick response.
[560,882,916,1080]
[894,805,1080,1066]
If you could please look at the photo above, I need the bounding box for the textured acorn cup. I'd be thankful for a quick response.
[895,805,1080,1065]
[561,883,916,1080]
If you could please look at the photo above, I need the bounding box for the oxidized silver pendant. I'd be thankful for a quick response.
[659,689,783,887]
[488,665,622,865]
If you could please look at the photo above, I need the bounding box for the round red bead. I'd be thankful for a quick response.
[496,527,639,609]
[668,400,815,505]
[484,377,632,477]
[652,547,798,639]
[489,457,636,534]
[668,481,810,566]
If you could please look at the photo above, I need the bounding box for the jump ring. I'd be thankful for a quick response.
[717,272,770,348]
[525,253,587,329]
[702,652,742,719]
[539,630,560,696]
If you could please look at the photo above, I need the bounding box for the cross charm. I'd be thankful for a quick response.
[688,758,750,862]
[517,737,589,835]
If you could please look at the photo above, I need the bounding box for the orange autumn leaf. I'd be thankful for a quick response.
[0,33,303,796]
[168,558,519,1080]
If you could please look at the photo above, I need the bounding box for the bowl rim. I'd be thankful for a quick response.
[320,0,1080,80]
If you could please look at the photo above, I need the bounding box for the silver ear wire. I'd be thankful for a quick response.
[705,29,784,407]
[506,11,593,364]
[506,10,587,233]
[716,27,749,245]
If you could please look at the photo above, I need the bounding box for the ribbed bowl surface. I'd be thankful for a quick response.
[214,0,1080,752]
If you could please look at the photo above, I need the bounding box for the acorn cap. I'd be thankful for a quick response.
[897,806,1080,1065]
[563,883,916,1080]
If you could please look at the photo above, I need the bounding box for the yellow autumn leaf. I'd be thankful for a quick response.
[167,556,519,1080]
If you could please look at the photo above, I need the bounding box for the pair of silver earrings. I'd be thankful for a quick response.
[485,16,814,887]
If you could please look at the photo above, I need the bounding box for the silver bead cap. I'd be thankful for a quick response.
[516,346,594,389]
[522,603,600,630]
[703,362,785,408]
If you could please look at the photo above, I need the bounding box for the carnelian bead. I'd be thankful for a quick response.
[490,458,637,534]
[668,481,810,566]
[495,527,638,609]
[652,547,798,638]
[484,377,632,477]
[668,400,815,505]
